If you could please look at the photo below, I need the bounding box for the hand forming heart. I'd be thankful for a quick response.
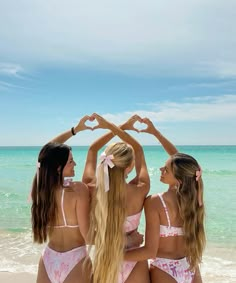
[122,115,149,132]
[74,115,98,132]
[84,116,99,130]
[138,117,156,134]
[76,114,153,133]
[132,120,149,132]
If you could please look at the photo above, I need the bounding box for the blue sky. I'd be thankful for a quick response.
[0,0,236,146]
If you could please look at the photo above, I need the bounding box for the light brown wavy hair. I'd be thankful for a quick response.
[170,153,206,270]
[31,142,71,243]
[88,142,134,283]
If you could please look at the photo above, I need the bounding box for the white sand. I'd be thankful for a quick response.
[1,238,236,282]
[0,272,36,283]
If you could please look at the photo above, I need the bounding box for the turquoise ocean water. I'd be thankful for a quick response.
[0,145,236,281]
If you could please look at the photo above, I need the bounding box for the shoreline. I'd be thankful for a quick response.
[1,230,236,282]
[0,245,235,283]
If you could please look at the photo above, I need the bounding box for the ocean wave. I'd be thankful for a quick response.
[0,258,37,274]
[0,191,20,199]
[0,231,43,273]
[0,231,236,282]
[201,254,236,283]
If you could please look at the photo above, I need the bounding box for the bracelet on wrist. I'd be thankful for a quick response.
[71,127,76,135]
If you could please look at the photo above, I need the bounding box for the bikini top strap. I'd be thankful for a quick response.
[61,189,67,226]
[158,193,171,227]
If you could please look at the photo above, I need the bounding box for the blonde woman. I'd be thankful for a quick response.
[82,113,150,283]
[31,115,93,283]
[124,117,206,283]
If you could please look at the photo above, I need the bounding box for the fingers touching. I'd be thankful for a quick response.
[76,113,155,133]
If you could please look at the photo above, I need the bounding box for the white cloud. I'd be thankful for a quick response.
[102,95,236,123]
[0,1,236,77]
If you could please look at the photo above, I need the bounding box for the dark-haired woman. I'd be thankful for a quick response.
[31,115,93,283]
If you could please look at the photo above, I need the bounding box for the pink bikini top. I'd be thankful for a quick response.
[124,211,142,233]
[53,188,80,229]
[158,193,184,237]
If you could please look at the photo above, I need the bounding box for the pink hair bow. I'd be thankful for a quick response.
[99,152,115,192]
[63,178,73,187]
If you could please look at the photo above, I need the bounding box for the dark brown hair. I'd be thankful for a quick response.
[31,142,71,243]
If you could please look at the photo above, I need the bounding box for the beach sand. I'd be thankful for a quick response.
[0,272,36,283]
[0,243,235,283]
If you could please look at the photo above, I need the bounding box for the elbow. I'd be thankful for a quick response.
[143,187,150,197]
[82,176,91,184]
[88,145,97,153]
[149,250,157,259]
[143,181,150,196]
[145,246,157,259]
[83,231,91,245]
[148,250,157,259]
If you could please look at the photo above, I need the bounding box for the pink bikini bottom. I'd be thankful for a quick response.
[118,260,137,283]
[42,245,87,283]
[150,257,194,283]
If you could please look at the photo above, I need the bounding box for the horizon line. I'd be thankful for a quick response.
[0,144,235,147]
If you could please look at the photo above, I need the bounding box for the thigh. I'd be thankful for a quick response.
[125,260,150,283]
[150,265,176,283]
[36,257,51,283]
[65,257,92,283]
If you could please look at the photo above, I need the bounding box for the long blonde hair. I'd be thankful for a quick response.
[171,153,206,270]
[88,142,134,283]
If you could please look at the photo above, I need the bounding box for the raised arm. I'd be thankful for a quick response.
[50,115,93,144]
[91,113,150,195]
[82,128,114,188]
[81,115,134,188]
[140,117,178,156]
[119,115,150,195]
[74,182,91,243]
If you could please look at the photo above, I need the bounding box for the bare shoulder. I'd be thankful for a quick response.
[144,194,160,210]
[126,183,146,209]
[128,178,149,197]
[161,190,177,205]
[70,181,90,199]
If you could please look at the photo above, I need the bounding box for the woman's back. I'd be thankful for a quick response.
[83,113,151,283]
[124,117,205,283]
[31,117,94,283]
[36,181,90,283]
[156,191,186,259]
[48,186,86,252]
